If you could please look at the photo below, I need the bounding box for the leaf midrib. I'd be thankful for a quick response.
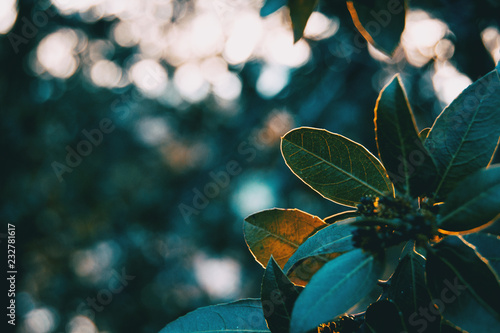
[434,95,485,197]
[246,222,301,249]
[284,139,386,196]
[285,234,353,272]
[437,250,500,319]
[440,183,500,226]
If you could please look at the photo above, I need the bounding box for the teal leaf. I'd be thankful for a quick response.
[463,233,500,275]
[289,0,319,42]
[260,0,288,17]
[283,222,356,276]
[382,249,440,332]
[374,75,438,197]
[346,0,406,55]
[290,249,383,333]
[438,165,500,233]
[281,127,393,207]
[159,299,271,333]
[365,300,408,333]
[425,65,500,199]
[261,256,302,333]
[426,236,500,333]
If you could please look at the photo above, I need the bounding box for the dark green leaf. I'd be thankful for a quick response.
[324,210,359,224]
[283,222,356,280]
[439,165,500,233]
[365,300,407,333]
[244,208,327,268]
[289,0,319,42]
[383,249,440,332]
[260,0,288,17]
[419,128,431,141]
[374,75,438,196]
[261,256,303,333]
[425,65,500,199]
[346,0,406,55]
[481,217,500,236]
[281,127,393,207]
[159,299,271,333]
[441,322,466,333]
[426,236,500,332]
[290,249,383,333]
[463,233,500,275]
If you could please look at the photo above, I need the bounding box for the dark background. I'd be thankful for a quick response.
[1,0,499,332]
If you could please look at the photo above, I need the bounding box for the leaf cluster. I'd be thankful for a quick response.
[160,2,500,333]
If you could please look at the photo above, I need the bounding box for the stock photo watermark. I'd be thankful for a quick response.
[8,6,57,54]
[75,267,135,321]
[51,118,116,182]
[178,111,292,222]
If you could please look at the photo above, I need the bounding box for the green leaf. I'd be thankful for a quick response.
[382,249,440,332]
[419,128,431,141]
[425,65,500,199]
[289,0,319,43]
[159,299,271,333]
[463,233,500,275]
[283,222,356,276]
[290,249,383,333]
[441,322,467,333]
[374,75,438,197]
[244,208,327,268]
[346,0,406,55]
[324,210,359,224]
[426,236,500,333]
[260,0,288,17]
[261,256,303,333]
[438,165,500,233]
[365,300,407,333]
[281,127,393,207]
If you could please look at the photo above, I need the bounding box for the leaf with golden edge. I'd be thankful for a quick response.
[244,208,327,269]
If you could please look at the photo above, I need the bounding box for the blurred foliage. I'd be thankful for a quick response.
[0,0,499,332]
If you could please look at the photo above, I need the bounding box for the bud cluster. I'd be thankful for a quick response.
[352,195,437,252]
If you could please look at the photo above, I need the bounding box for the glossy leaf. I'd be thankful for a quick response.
[289,0,319,42]
[439,165,500,233]
[419,128,430,141]
[281,127,393,207]
[426,236,500,332]
[244,208,327,268]
[260,0,287,17]
[324,210,359,224]
[425,65,500,199]
[159,299,270,333]
[365,300,407,333]
[382,249,440,332]
[290,249,383,333]
[346,0,406,55]
[261,256,303,333]
[374,75,438,196]
[284,222,355,275]
[286,254,340,287]
[463,233,500,274]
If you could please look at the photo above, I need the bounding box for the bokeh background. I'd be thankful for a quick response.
[1,0,499,332]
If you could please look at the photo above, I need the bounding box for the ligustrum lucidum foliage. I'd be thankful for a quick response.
[160,2,500,333]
